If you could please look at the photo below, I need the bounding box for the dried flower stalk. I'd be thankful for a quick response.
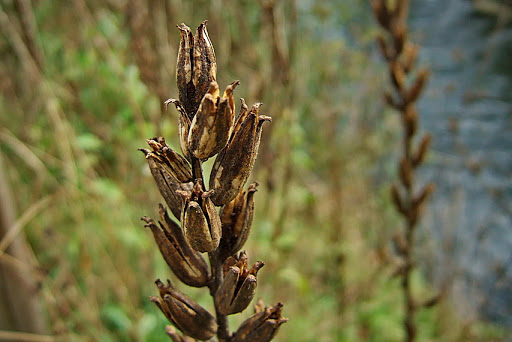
[371,1,440,341]
[140,21,287,341]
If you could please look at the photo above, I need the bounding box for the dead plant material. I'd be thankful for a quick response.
[140,21,285,341]
[371,1,441,341]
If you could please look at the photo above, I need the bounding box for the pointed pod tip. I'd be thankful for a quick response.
[259,115,272,122]
[248,182,259,193]
[177,23,190,32]
[138,148,150,156]
[141,216,153,224]
[251,260,264,271]
[163,98,180,110]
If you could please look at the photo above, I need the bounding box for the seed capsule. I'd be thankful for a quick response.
[142,205,210,288]
[179,180,221,253]
[399,157,413,189]
[406,68,429,105]
[176,21,217,119]
[232,301,288,342]
[140,148,190,220]
[145,137,193,183]
[188,81,240,160]
[215,252,264,315]
[218,183,258,261]
[151,279,217,341]
[209,103,271,206]
[165,99,193,162]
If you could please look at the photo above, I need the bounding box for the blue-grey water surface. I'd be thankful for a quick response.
[410,0,512,327]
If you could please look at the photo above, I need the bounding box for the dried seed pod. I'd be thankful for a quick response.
[140,149,187,220]
[176,21,217,119]
[406,69,429,105]
[413,183,435,211]
[394,0,410,25]
[401,43,419,74]
[232,301,288,342]
[422,293,442,308]
[145,137,193,183]
[215,252,264,315]
[384,90,402,111]
[392,22,407,56]
[390,61,406,92]
[142,205,210,287]
[218,183,258,261]
[165,99,193,161]
[376,34,391,61]
[403,105,418,139]
[399,157,413,189]
[370,0,391,30]
[152,279,217,341]
[392,232,408,256]
[391,184,407,217]
[231,98,249,142]
[188,81,240,160]
[209,104,271,206]
[179,180,221,252]
[165,326,196,342]
[412,133,432,167]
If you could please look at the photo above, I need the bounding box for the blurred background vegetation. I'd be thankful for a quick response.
[0,0,510,341]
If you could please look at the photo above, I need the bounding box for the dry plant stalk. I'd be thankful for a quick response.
[140,21,287,341]
[371,1,440,341]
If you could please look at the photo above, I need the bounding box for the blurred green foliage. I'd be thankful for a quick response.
[0,0,508,341]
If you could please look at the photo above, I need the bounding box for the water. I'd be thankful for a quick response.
[409,0,512,327]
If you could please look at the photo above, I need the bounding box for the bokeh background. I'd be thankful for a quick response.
[0,0,511,341]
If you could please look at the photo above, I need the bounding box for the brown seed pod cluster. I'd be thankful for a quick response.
[371,1,440,342]
[141,21,286,341]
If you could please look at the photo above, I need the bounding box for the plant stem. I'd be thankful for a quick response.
[191,156,203,183]
[189,153,231,341]
[209,251,230,341]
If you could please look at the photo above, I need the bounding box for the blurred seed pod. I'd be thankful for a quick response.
[422,293,442,308]
[209,103,271,206]
[405,69,429,105]
[412,183,435,213]
[231,301,288,342]
[152,279,217,341]
[384,90,402,111]
[392,22,407,56]
[401,43,419,74]
[215,252,264,315]
[390,61,406,92]
[391,184,408,217]
[393,0,410,25]
[412,133,431,167]
[179,180,221,253]
[376,34,392,61]
[142,205,210,287]
[370,0,391,30]
[176,21,217,119]
[403,105,418,139]
[188,81,240,160]
[399,157,413,189]
[392,232,408,257]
